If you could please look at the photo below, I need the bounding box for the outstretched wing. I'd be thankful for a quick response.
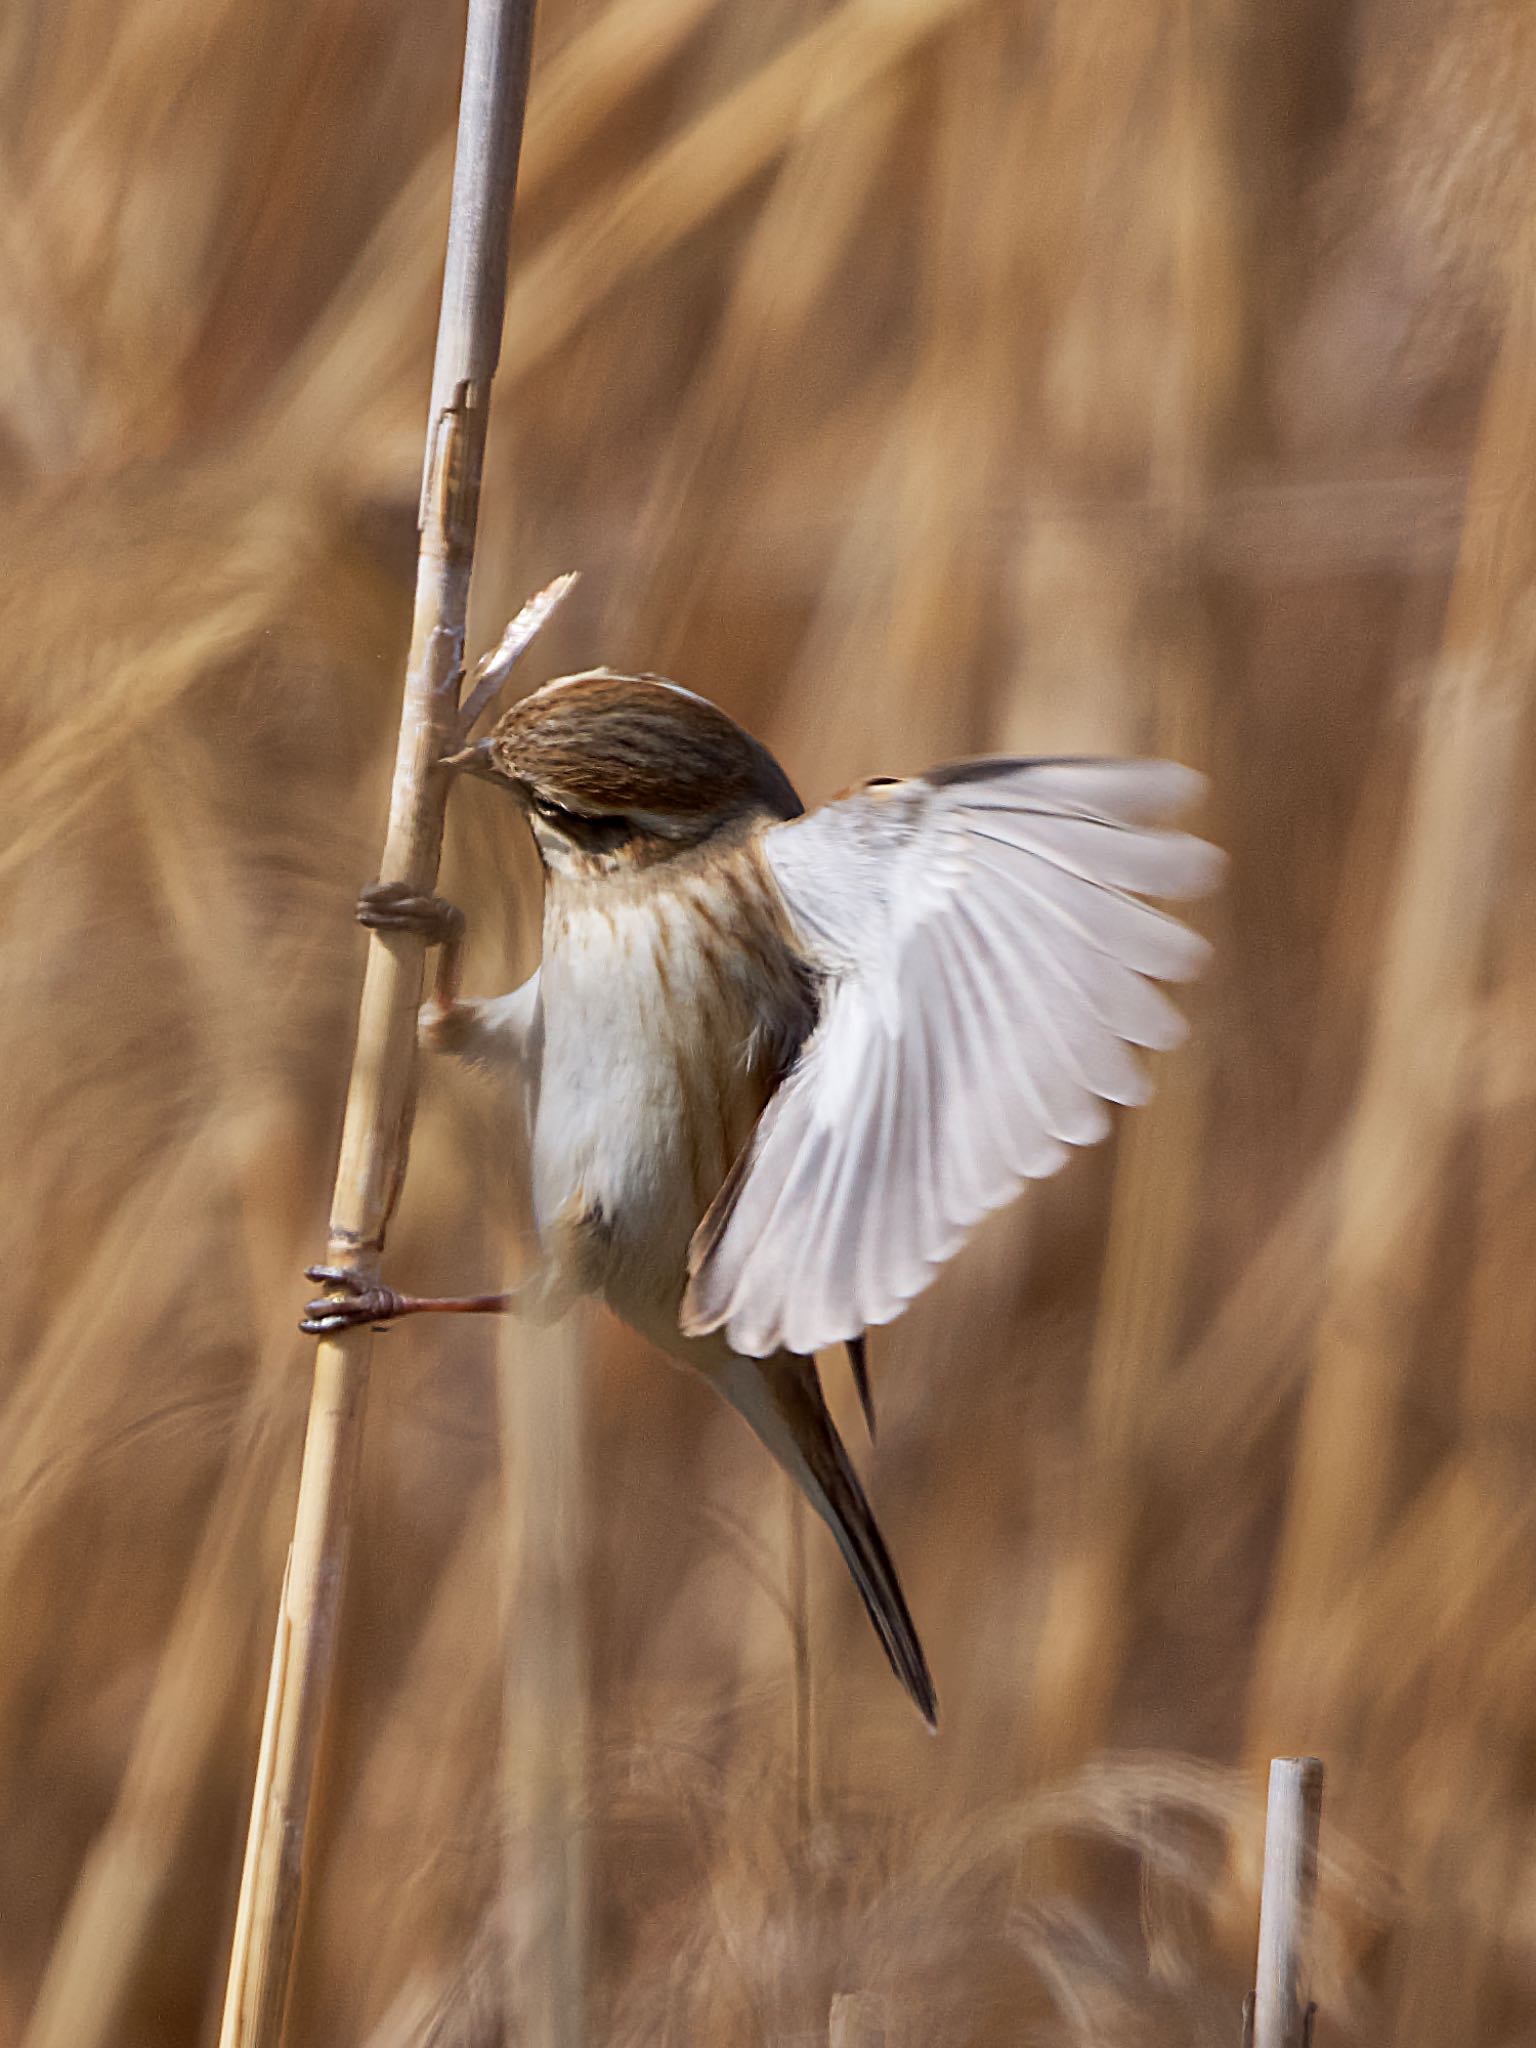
[683,759,1222,1360]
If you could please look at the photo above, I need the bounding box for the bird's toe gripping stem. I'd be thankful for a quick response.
[355,881,465,949]
[300,1266,408,1335]
[356,881,466,1030]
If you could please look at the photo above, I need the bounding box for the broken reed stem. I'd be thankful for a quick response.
[217,3,540,2041]
[1252,1758,1323,2048]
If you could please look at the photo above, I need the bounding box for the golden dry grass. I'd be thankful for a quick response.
[1,0,1533,2042]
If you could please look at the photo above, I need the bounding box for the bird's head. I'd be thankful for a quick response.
[444,669,802,876]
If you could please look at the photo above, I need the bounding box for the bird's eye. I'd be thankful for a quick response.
[529,792,633,847]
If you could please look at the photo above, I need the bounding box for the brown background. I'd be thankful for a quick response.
[2,0,1533,2041]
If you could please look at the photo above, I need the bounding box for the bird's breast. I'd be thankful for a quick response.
[529,858,813,1333]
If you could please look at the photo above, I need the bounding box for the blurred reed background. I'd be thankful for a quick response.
[1,0,1533,2041]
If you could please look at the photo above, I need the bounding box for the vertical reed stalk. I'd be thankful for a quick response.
[217,5,539,2039]
[1252,1757,1323,2048]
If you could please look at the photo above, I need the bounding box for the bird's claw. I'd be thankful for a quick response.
[301,1264,404,1335]
[356,882,465,947]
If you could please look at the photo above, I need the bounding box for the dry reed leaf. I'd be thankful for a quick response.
[300,1486,503,2039]
[612,72,907,656]
[1250,260,1536,1756]
[1021,0,1233,1802]
[20,1350,300,2048]
[498,1310,592,2048]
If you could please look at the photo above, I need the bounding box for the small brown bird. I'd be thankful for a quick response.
[305,670,1223,1725]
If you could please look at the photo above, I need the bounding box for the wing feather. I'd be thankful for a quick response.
[967,833,1211,979]
[683,757,1221,1358]
[968,809,1220,897]
[954,889,1111,1146]
[850,1035,905,1329]
[748,1115,834,1358]
[1004,911,1152,1105]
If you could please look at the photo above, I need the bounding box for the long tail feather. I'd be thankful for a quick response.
[716,1351,936,1727]
[845,1333,876,1440]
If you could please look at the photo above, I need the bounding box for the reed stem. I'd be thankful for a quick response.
[218,5,541,2039]
[1252,1758,1324,2048]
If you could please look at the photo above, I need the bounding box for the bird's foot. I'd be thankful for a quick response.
[356,881,464,948]
[300,1265,408,1335]
[300,1265,525,1336]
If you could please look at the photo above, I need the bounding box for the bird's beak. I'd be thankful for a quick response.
[439,737,504,782]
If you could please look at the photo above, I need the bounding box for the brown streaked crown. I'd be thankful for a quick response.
[482,670,803,836]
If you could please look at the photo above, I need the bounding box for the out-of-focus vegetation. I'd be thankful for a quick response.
[2,0,1533,2041]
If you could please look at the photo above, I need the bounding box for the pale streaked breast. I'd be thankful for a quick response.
[529,849,814,1331]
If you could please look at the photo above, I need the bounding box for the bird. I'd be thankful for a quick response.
[304,668,1224,1727]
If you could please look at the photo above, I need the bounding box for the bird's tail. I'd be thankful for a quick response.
[716,1350,937,1728]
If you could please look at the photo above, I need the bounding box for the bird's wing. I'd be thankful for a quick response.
[682,759,1222,1359]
